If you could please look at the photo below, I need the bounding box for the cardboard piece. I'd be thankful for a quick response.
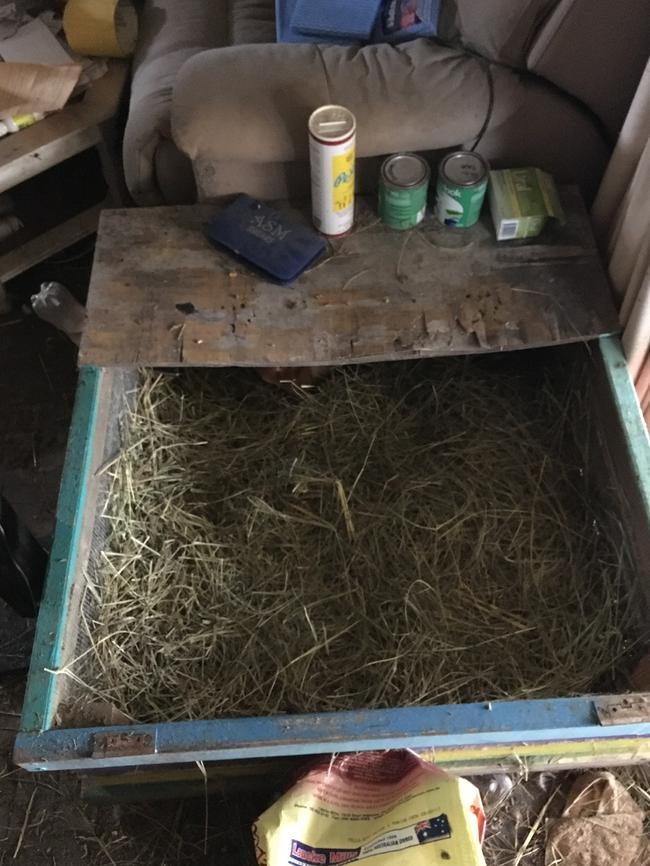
[546,772,649,866]
[0,14,84,117]
[0,61,81,117]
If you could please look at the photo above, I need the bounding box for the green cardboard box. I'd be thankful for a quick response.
[488,168,565,241]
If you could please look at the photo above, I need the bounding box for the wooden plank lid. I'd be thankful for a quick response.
[79,189,619,368]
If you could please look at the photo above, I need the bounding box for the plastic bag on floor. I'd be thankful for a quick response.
[546,771,650,866]
[253,749,486,866]
[31,281,86,345]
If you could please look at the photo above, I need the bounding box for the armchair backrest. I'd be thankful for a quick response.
[441,0,650,136]
[439,0,559,67]
[526,0,650,136]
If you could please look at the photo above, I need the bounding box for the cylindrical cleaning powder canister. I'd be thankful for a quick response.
[309,105,356,236]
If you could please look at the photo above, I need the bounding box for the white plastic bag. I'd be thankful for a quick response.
[31,281,86,345]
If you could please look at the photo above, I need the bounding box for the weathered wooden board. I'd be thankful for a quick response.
[80,189,619,367]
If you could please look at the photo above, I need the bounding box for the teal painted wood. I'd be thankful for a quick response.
[15,337,650,773]
[13,695,650,772]
[20,366,103,733]
[598,335,650,514]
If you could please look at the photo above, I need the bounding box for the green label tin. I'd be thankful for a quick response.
[378,153,430,231]
[435,151,489,228]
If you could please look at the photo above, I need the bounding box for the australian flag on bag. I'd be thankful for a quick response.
[414,813,452,844]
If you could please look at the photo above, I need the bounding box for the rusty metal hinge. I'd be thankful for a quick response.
[92,732,155,759]
[595,694,650,726]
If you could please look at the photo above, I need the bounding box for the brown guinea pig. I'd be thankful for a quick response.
[256,366,332,388]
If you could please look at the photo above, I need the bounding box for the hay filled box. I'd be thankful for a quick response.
[15,194,650,783]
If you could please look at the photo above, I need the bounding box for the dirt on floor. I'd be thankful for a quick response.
[0,677,265,866]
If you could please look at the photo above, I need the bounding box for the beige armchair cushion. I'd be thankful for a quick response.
[124,0,230,204]
[173,38,609,202]
[124,0,275,204]
[174,40,512,167]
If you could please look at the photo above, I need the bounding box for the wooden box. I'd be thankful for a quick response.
[14,197,650,789]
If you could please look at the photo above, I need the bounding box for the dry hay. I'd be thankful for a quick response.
[71,353,637,722]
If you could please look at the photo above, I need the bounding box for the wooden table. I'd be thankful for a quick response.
[80,188,619,368]
[0,61,129,287]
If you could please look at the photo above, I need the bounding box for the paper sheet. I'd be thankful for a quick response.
[0,16,74,64]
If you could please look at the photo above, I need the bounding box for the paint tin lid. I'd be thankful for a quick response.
[441,151,489,187]
[381,153,430,189]
[308,105,356,144]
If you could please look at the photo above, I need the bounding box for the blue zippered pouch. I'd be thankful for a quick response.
[206,196,327,285]
[275,0,359,43]
[291,0,383,40]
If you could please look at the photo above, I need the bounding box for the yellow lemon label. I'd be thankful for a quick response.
[332,150,355,212]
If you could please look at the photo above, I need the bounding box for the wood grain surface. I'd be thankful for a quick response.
[80,189,619,368]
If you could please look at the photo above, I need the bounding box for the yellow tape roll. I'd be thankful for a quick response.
[64,0,138,59]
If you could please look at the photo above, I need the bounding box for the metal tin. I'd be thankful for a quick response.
[309,105,356,236]
[435,151,489,228]
[378,153,431,231]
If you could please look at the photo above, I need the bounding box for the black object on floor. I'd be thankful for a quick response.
[0,494,47,617]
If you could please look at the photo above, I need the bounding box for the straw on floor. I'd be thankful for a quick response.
[480,765,650,866]
[75,354,636,722]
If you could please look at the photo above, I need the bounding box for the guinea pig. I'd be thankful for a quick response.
[256,366,332,388]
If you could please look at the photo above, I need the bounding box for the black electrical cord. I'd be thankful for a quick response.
[431,32,611,156]
[430,31,497,153]
[469,59,495,152]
